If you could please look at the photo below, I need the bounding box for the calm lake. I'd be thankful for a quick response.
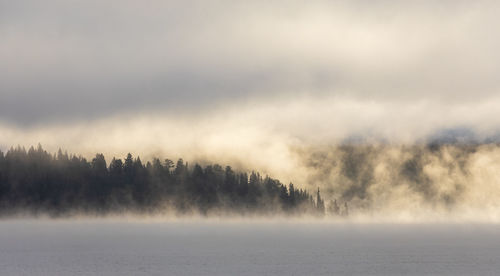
[1,219,499,275]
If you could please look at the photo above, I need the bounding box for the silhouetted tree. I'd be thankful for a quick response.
[0,145,322,217]
[316,188,325,215]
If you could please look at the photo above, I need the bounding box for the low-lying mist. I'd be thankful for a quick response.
[2,143,500,223]
[293,143,500,222]
[2,97,500,222]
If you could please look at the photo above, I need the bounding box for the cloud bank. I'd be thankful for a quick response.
[2,1,500,220]
[1,0,500,124]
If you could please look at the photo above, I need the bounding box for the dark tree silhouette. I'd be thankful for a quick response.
[316,188,325,216]
[0,146,320,217]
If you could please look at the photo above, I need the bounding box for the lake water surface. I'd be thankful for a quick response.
[1,220,499,275]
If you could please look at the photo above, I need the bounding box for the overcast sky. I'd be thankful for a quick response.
[1,0,500,164]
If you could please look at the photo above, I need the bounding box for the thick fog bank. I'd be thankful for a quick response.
[3,142,500,222]
[294,143,500,222]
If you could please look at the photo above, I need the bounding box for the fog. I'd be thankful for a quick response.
[3,107,500,221]
[2,1,500,222]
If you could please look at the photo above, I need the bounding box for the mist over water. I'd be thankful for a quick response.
[294,143,500,222]
[2,103,500,222]
[3,1,500,275]
[2,1,500,224]
[3,139,500,222]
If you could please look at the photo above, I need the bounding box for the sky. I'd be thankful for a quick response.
[1,0,500,174]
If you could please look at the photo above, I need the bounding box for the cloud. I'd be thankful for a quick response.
[2,94,500,182]
[4,99,500,221]
[1,0,500,125]
[3,1,500,220]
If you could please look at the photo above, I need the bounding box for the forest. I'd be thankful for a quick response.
[0,145,328,217]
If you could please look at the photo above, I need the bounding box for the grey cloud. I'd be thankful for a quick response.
[1,0,500,126]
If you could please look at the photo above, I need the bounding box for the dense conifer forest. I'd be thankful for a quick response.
[0,145,327,217]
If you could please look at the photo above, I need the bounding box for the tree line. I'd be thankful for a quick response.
[0,145,330,217]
